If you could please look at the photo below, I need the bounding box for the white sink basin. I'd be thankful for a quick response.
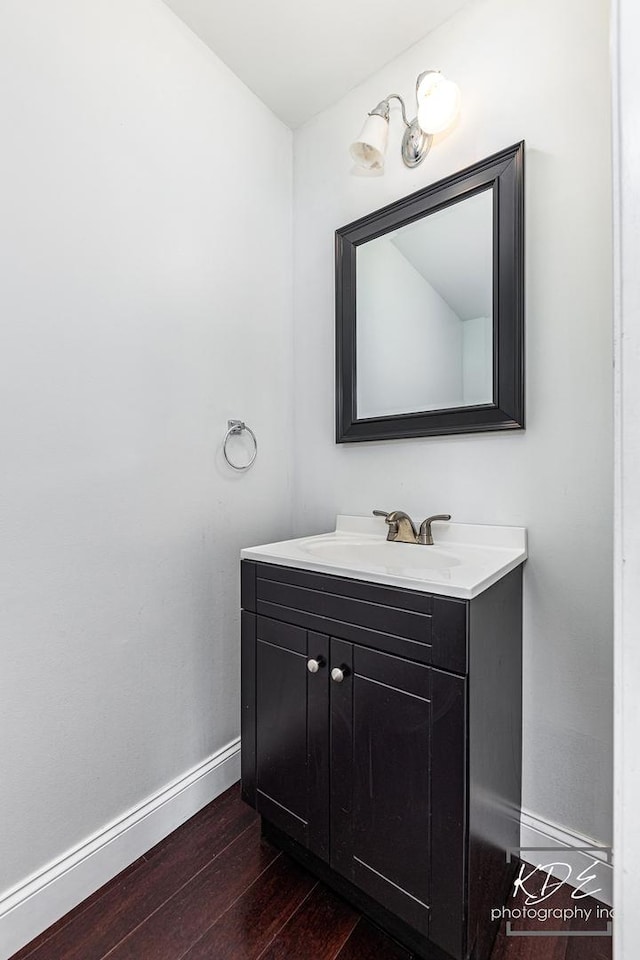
[300,537,461,573]
[241,515,527,600]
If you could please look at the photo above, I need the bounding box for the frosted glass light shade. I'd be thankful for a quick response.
[350,113,389,170]
[417,72,461,134]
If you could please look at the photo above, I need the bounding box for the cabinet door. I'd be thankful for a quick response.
[330,639,432,937]
[254,617,330,859]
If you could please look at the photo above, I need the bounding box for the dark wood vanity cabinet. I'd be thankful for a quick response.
[241,560,523,960]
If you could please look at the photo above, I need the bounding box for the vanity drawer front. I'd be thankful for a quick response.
[244,561,468,674]
[257,578,428,642]
[253,562,433,613]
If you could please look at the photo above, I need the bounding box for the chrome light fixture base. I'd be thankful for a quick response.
[401,118,433,168]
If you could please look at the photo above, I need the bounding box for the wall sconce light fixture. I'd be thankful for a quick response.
[350,70,461,172]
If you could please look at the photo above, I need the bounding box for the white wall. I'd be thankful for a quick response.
[612,0,640,953]
[0,0,292,906]
[357,239,464,416]
[293,0,612,847]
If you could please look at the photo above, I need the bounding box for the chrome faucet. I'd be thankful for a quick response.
[373,510,451,545]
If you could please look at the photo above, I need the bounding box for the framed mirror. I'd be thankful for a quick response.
[335,142,524,441]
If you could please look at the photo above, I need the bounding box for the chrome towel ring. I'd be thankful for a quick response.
[223,420,257,471]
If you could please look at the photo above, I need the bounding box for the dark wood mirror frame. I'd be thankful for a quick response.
[335,141,524,442]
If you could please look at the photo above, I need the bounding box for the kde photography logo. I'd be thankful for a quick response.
[491,846,613,938]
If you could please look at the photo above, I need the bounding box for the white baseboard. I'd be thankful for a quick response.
[0,738,240,960]
[520,808,613,907]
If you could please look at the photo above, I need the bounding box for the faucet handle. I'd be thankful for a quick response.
[418,514,451,545]
[373,509,404,542]
[373,509,397,539]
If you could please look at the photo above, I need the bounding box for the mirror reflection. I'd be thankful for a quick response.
[356,188,494,419]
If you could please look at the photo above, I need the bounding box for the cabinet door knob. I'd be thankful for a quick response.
[307,656,326,674]
[331,665,350,683]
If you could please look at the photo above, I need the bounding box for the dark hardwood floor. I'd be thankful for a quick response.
[10,784,611,960]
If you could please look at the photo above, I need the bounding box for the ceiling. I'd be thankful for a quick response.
[161,0,471,128]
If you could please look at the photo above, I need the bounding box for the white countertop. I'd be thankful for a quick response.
[241,515,527,600]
